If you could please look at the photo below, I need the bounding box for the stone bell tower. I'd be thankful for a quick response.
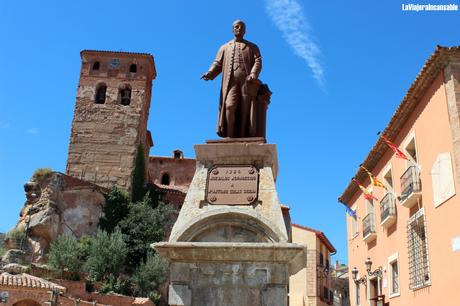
[66,50,156,191]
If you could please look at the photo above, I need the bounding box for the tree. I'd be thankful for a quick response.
[84,229,127,281]
[119,194,174,267]
[99,186,130,233]
[48,234,82,277]
[132,252,168,297]
[132,144,146,203]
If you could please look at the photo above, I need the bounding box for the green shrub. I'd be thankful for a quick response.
[99,186,130,233]
[48,234,82,278]
[132,252,168,297]
[32,167,53,182]
[77,235,93,261]
[148,291,162,304]
[0,246,6,257]
[6,225,26,247]
[100,274,132,295]
[84,229,127,281]
[119,194,174,267]
[132,144,146,203]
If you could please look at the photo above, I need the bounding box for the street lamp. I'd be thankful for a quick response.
[365,257,383,278]
[351,267,367,285]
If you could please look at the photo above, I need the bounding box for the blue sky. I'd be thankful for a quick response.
[0,0,458,264]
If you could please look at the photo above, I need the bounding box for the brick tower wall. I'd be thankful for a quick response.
[66,50,156,192]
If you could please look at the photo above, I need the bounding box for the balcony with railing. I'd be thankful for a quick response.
[363,213,377,243]
[400,165,422,208]
[380,192,397,228]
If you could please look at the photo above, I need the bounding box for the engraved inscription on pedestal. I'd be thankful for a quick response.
[206,165,258,205]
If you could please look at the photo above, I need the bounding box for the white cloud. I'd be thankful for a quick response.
[26,128,39,134]
[265,0,325,86]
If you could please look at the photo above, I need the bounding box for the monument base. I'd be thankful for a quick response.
[154,242,305,306]
[153,141,306,306]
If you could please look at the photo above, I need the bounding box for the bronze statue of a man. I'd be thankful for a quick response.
[202,20,262,138]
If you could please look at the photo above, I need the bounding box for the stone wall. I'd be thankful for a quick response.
[169,262,287,306]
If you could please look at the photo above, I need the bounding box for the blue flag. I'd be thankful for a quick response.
[345,206,356,217]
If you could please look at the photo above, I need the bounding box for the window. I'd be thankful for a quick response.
[388,253,400,297]
[320,253,324,266]
[129,64,137,73]
[161,173,170,185]
[383,167,393,190]
[92,61,100,70]
[366,199,374,215]
[118,84,132,106]
[405,137,418,163]
[363,200,376,238]
[407,208,430,290]
[390,260,399,294]
[351,214,358,237]
[95,83,107,104]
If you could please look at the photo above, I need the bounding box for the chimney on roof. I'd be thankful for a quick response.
[173,149,183,159]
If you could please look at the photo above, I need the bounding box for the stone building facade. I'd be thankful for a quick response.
[66,50,156,192]
[340,46,460,306]
[289,224,336,306]
[148,150,196,209]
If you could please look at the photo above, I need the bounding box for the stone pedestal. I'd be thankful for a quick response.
[153,140,306,306]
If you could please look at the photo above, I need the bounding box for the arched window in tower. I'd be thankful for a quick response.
[118,84,132,106]
[161,173,170,185]
[129,64,137,73]
[95,83,107,104]
[93,61,100,70]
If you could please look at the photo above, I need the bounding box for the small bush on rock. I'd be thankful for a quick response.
[5,225,26,248]
[32,167,53,182]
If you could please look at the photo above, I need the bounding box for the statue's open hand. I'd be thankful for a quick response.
[201,72,211,81]
[246,74,256,82]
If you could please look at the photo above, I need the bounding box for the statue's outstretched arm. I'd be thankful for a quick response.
[205,45,225,80]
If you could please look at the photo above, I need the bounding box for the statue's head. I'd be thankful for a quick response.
[232,20,246,39]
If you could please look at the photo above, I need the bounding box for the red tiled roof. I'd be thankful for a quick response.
[292,223,336,253]
[151,183,188,194]
[0,273,66,292]
[339,45,460,205]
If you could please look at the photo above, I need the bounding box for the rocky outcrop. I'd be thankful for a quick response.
[6,172,107,264]
[1,249,26,265]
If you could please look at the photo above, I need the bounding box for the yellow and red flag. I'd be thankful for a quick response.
[353,178,378,201]
[381,135,410,160]
[361,166,387,190]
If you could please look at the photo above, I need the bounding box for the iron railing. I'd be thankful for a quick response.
[400,166,421,202]
[380,192,396,222]
[363,213,376,238]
